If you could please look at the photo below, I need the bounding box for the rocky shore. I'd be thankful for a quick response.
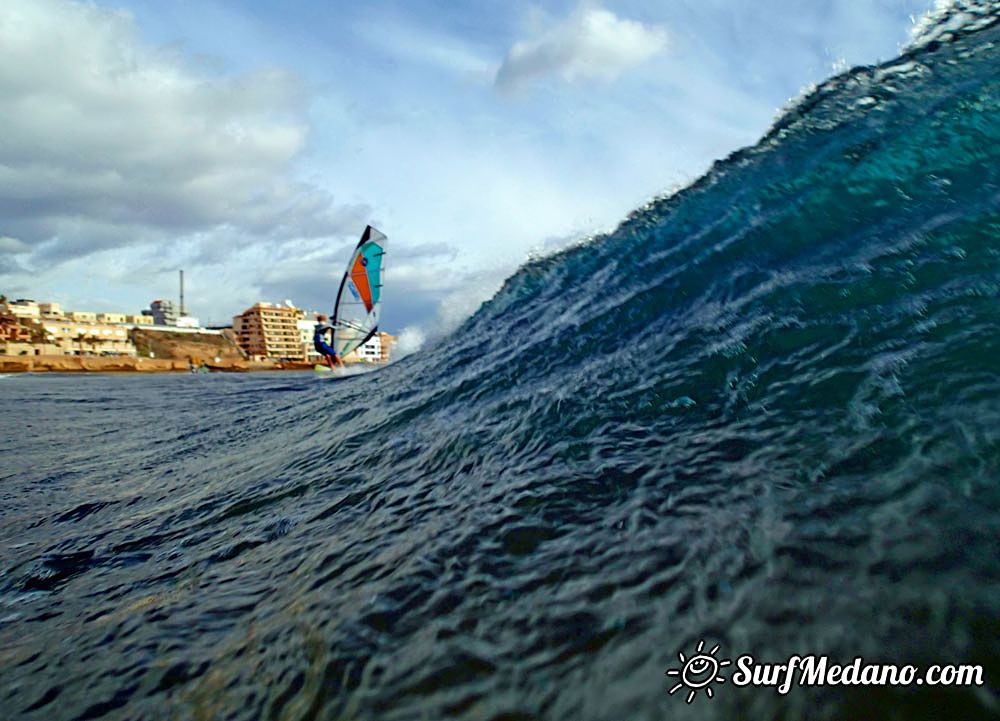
[0,355,315,373]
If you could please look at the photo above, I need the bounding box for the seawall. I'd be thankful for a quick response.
[0,355,265,373]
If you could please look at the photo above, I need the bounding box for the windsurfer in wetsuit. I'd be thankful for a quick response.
[313,314,343,369]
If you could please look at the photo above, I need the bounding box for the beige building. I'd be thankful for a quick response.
[1,341,64,356]
[39,302,63,318]
[233,302,305,360]
[7,299,40,319]
[41,320,137,356]
[0,311,31,344]
[97,312,127,324]
[0,298,162,355]
[378,332,396,363]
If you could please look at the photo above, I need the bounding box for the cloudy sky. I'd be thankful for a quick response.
[0,0,934,342]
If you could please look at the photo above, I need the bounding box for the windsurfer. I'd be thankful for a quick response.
[313,314,343,368]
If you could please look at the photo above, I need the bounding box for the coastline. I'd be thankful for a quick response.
[0,355,317,373]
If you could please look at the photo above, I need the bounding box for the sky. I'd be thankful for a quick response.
[0,0,935,348]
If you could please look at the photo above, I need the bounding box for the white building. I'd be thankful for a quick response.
[345,333,382,364]
[297,318,321,361]
[7,299,40,319]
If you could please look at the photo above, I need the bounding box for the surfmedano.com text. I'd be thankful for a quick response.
[731,655,984,695]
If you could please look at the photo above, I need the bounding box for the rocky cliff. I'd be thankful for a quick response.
[130,328,246,363]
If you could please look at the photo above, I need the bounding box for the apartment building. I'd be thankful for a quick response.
[40,320,137,356]
[147,300,178,326]
[0,301,35,355]
[0,312,31,343]
[6,299,40,319]
[0,298,171,356]
[233,302,305,360]
[39,302,62,319]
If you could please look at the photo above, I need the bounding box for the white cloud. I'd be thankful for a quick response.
[0,0,362,269]
[495,4,668,90]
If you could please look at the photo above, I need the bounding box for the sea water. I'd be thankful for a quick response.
[2,4,999,720]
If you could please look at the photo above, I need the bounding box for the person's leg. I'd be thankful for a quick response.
[316,338,337,368]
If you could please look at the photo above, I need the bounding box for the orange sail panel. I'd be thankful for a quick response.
[351,255,374,311]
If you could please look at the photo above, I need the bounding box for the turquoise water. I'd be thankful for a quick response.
[2,5,999,720]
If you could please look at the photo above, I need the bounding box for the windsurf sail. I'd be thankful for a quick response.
[331,225,387,359]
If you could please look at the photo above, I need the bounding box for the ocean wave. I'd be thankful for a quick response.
[2,5,999,720]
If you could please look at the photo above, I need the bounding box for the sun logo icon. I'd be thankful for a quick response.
[664,639,731,703]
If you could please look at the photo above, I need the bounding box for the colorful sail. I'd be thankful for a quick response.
[332,225,387,359]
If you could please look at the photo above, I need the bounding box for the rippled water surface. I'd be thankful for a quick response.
[4,5,1000,720]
